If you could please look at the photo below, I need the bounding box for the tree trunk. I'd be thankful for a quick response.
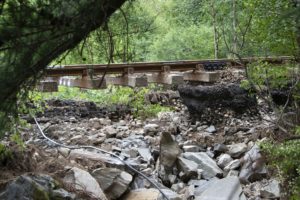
[0,0,127,112]
[211,0,219,59]
[232,0,238,57]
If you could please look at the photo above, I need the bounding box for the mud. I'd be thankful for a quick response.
[178,83,257,123]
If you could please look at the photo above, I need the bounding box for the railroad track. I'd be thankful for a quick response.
[39,56,295,91]
[45,56,294,77]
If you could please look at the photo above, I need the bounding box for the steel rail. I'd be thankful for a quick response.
[45,56,295,77]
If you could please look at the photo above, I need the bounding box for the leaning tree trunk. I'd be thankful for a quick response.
[0,0,126,114]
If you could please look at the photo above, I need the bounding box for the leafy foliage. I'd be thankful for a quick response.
[0,0,126,136]
[247,61,292,89]
[0,143,12,165]
[261,140,300,198]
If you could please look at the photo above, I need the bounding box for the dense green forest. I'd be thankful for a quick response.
[60,0,299,64]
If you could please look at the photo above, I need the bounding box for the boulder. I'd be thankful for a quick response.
[92,168,132,199]
[122,188,160,200]
[189,178,219,196]
[183,145,202,152]
[123,188,181,200]
[213,144,228,154]
[177,157,198,182]
[226,170,239,177]
[138,148,153,163]
[160,189,182,200]
[103,126,118,138]
[224,159,240,171]
[183,152,223,179]
[205,125,217,133]
[0,174,73,200]
[63,167,107,200]
[239,144,267,184]
[89,118,101,130]
[228,143,247,158]
[144,124,159,135]
[217,154,233,168]
[69,149,124,168]
[260,179,280,198]
[160,132,180,169]
[195,176,246,200]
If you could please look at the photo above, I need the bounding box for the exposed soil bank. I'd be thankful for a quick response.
[178,83,257,123]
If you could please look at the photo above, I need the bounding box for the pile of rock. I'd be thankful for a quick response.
[144,90,181,106]
[35,99,132,122]
[1,92,282,200]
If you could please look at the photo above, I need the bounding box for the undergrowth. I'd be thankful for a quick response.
[31,84,172,119]
[244,61,300,199]
[0,143,12,165]
[260,138,300,199]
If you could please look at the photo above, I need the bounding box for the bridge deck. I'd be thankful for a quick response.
[45,56,293,77]
[39,56,295,91]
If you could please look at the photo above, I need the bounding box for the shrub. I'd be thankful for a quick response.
[0,143,12,165]
[33,85,172,119]
[260,139,300,199]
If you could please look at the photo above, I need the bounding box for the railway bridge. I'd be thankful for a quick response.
[39,56,294,92]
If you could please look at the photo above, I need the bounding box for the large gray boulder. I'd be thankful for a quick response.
[228,143,248,158]
[0,174,75,200]
[217,153,233,169]
[160,132,180,169]
[195,176,246,200]
[260,179,280,199]
[177,157,198,182]
[138,148,153,163]
[123,188,182,200]
[183,152,223,179]
[239,144,267,184]
[69,149,124,168]
[92,168,132,199]
[63,167,107,200]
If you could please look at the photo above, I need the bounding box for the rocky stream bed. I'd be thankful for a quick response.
[0,81,282,200]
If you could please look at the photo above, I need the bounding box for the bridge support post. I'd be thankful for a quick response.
[183,70,220,82]
[147,66,184,85]
[106,67,148,87]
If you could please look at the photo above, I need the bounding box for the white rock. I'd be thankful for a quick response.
[144,124,159,134]
[205,125,217,133]
[69,149,124,168]
[183,145,201,152]
[195,176,246,200]
[224,159,240,171]
[228,143,247,158]
[138,148,153,163]
[260,179,280,198]
[183,152,223,179]
[217,154,233,168]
